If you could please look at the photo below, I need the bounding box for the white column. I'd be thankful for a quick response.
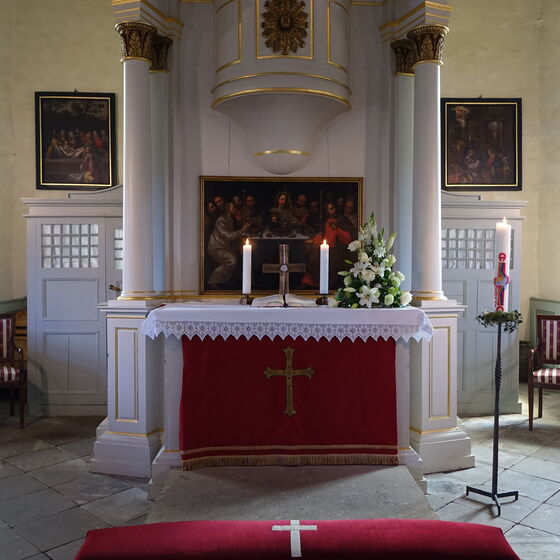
[405,25,473,474]
[150,36,172,295]
[408,26,447,302]
[391,40,415,292]
[117,22,156,301]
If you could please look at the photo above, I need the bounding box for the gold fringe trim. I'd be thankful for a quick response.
[182,453,399,470]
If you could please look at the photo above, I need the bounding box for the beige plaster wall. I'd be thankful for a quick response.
[0,0,121,300]
[442,0,548,338]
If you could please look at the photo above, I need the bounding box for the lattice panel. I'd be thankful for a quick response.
[41,224,99,268]
[114,228,124,270]
[441,228,514,270]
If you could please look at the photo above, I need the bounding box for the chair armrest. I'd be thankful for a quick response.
[15,346,25,370]
[529,346,541,371]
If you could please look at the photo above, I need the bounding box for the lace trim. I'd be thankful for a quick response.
[143,318,433,343]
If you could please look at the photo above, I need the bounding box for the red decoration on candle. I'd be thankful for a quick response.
[493,252,510,312]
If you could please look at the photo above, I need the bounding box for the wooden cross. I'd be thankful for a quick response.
[262,243,306,296]
[264,347,314,417]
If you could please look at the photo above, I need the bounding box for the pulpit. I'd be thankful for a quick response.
[142,303,432,477]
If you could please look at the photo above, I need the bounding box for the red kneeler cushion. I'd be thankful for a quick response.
[75,518,520,560]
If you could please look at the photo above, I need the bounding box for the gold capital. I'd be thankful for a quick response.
[407,25,448,66]
[391,39,415,76]
[264,347,314,417]
[116,22,157,63]
[151,35,173,72]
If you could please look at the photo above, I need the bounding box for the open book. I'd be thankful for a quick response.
[251,293,318,308]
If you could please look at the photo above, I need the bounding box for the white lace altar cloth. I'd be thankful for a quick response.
[142,303,433,343]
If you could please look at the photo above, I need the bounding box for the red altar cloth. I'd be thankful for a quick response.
[75,519,521,560]
[180,336,398,469]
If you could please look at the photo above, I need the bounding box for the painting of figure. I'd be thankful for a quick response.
[35,92,116,190]
[441,98,522,191]
[200,177,363,294]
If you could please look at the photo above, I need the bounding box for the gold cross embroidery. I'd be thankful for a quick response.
[264,347,314,416]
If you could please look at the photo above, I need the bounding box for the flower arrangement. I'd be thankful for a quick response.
[331,213,412,309]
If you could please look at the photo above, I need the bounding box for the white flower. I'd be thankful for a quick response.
[350,261,369,277]
[343,274,353,286]
[386,232,396,251]
[390,275,401,287]
[373,245,386,258]
[400,292,412,306]
[348,240,361,252]
[386,255,397,267]
[343,287,356,293]
[384,294,394,306]
[371,263,386,277]
[358,285,379,308]
[328,297,339,308]
[395,270,405,281]
[359,251,371,263]
[361,269,376,283]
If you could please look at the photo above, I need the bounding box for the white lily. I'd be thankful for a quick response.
[400,292,412,306]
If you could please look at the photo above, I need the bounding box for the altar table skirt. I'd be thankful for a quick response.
[180,336,398,470]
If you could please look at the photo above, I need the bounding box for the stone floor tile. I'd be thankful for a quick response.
[0,527,41,560]
[55,472,131,505]
[81,487,151,526]
[505,524,560,560]
[0,426,27,444]
[57,438,95,458]
[435,501,514,532]
[0,520,7,530]
[0,437,52,461]
[470,443,526,468]
[112,474,149,493]
[45,537,85,560]
[26,554,50,560]
[511,455,560,483]
[457,493,540,524]
[14,507,109,551]
[546,489,560,507]
[0,473,47,501]
[426,463,498,487]
[116,514,147,527]
[425,492,458,511]
[0,462,21,479]
[481,470,560,502]
[531,437,560,464]
[28,458,89,488]
[6,448,76,472]
[0,488,75,526]
[519,503,560,536]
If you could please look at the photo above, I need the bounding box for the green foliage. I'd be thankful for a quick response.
[476,310,523,333]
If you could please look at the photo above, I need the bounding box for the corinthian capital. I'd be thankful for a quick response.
[407,25,448,66]
[150,35,173,72]
[116,22,157,63]
[391,39,415,75]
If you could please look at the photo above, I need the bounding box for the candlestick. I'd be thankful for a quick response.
[242,238,252,295]
[494,217,511,311]
[320,239,329,295]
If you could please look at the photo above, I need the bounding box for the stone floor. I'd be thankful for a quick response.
[0,384,558,559]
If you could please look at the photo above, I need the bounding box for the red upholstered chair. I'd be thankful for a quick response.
[528,314,560,430]
[0,313,27,427]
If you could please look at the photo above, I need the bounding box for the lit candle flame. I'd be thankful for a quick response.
[502,217,507,224]
[245,238,250,246]
[322,239,328,246]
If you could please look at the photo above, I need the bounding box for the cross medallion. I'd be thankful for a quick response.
[264,347,314,416]
[262,243,306,296]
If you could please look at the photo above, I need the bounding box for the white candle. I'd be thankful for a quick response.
[320,239,329,294]
[242,238,252,295]
[494,217,511,311]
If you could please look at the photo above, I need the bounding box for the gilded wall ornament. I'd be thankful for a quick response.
[151,35,173,72]
[407,25,448,65]
[261,0,308,56]
[116,22,157,63]
[391,39,415,75]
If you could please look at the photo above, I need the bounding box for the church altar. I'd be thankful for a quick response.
[143,304,432,471]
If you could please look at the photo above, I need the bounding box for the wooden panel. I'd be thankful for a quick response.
[68,332,100,393]
[44,279,99,321]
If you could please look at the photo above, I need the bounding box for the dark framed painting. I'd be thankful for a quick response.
[35,92,117,190]
[200,176,363,294]
[441,98,522,191]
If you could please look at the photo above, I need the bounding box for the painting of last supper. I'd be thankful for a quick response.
[200,176,363,294]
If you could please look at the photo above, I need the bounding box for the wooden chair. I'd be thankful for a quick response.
[528,314,560,430]
[0,313,27,427]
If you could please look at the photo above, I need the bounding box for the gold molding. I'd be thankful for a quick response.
[114,327,139,423]
[120,56,152,64]
[407,24,448,65]
[327,0,349,73]
[211,87,351,109]
[151,34,173,72]
[211,71,351,94]
[254,149,310,156]
[429,325,451,420]
[391,39,415,75]
[113,0,184,29]
[395,72,415,77]
[380,2,451,32]
[106,428,163,437]
[116,21,157,62]
[215,0,242,72]
[410,426,458,434]
[256,0,314,60]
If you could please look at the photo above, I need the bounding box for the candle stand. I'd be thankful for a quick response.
[466,310,522,516]
[316,295,329,306]
[240,294,253,305]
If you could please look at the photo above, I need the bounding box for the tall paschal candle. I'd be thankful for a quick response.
[494,217,511,311]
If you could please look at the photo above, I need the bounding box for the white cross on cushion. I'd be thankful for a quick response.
[533,368,560,384]
[0,366,18,382]
[272,520,318,558]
